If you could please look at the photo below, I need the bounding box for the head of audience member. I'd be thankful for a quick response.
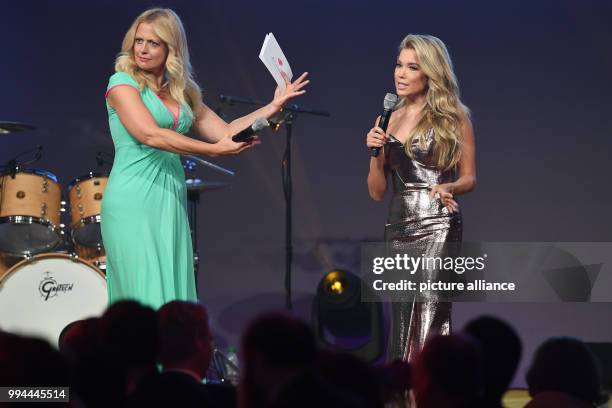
[526,337,607,406]
[412,334,484,408]
[99,300,158,396]
[57,318,108,408]
[463,316,522,407]
[313,350,385,408]
[239,312,317,408]
[59,318,101,360]
[58,319,79,350]
[373,359,412,402]
[269,368,368,408]
[0,331,70,391]
[157,300,213,380]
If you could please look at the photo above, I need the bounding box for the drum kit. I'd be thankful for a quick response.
[0,121,231,346]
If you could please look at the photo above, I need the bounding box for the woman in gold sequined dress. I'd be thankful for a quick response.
[366,34,476,363]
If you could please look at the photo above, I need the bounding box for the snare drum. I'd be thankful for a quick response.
[0,169,63,255]
[0,253,107,346]
[68,173,108,248]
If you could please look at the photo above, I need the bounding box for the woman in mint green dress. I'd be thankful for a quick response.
[102,8,309,309]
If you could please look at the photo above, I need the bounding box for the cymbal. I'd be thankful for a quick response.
[186,178,231,192]
[0,121,36,134]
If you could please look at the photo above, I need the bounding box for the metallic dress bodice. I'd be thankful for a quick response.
[384,131,462,364]
[385,131,461,242]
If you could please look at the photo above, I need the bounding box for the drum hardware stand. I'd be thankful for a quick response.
[217,94,330,310]
[182,156,234,284]
[1,145,43,179]
[185,157,200,281]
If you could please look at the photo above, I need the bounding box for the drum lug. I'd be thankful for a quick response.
[69,252,80,262]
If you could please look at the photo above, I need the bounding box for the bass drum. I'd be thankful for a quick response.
[0,253,107,347]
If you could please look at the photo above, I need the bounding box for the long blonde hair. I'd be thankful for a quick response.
[398,34,469,170]
[115,8,202,117]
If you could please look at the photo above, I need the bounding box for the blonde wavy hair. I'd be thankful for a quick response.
[397,34,469,170]
[115,8,202,117]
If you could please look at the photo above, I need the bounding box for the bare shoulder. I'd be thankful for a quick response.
[107,84,141,110]
[459,105,472,125]
[458,106,474,137]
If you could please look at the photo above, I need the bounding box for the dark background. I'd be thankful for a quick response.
[2,0,611,386]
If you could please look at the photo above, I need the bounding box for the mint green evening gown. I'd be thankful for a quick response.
[101,71,197,309]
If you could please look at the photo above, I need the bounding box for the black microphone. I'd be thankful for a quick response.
[371,93,399,157]
[232,118,270,142]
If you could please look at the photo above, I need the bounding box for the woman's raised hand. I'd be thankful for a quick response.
[271,72,310,109]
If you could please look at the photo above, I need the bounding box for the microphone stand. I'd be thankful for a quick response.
[219,94,330,310]
[282,112,295,309]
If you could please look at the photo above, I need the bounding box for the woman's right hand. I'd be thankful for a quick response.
[366,126,387,150]
[211,135,260,157]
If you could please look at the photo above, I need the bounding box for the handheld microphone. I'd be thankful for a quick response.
[232,118,270,142]
[370,93,398,157]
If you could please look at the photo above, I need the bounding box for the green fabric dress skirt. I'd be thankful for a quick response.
[101,71,197,309]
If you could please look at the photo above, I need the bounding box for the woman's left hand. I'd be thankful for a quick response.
[430,184,459,214]
[271,72,310,109]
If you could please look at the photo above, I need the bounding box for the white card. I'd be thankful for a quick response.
[259,32,293,92]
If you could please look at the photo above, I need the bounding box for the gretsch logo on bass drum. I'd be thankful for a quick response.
[39,272,74,301]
